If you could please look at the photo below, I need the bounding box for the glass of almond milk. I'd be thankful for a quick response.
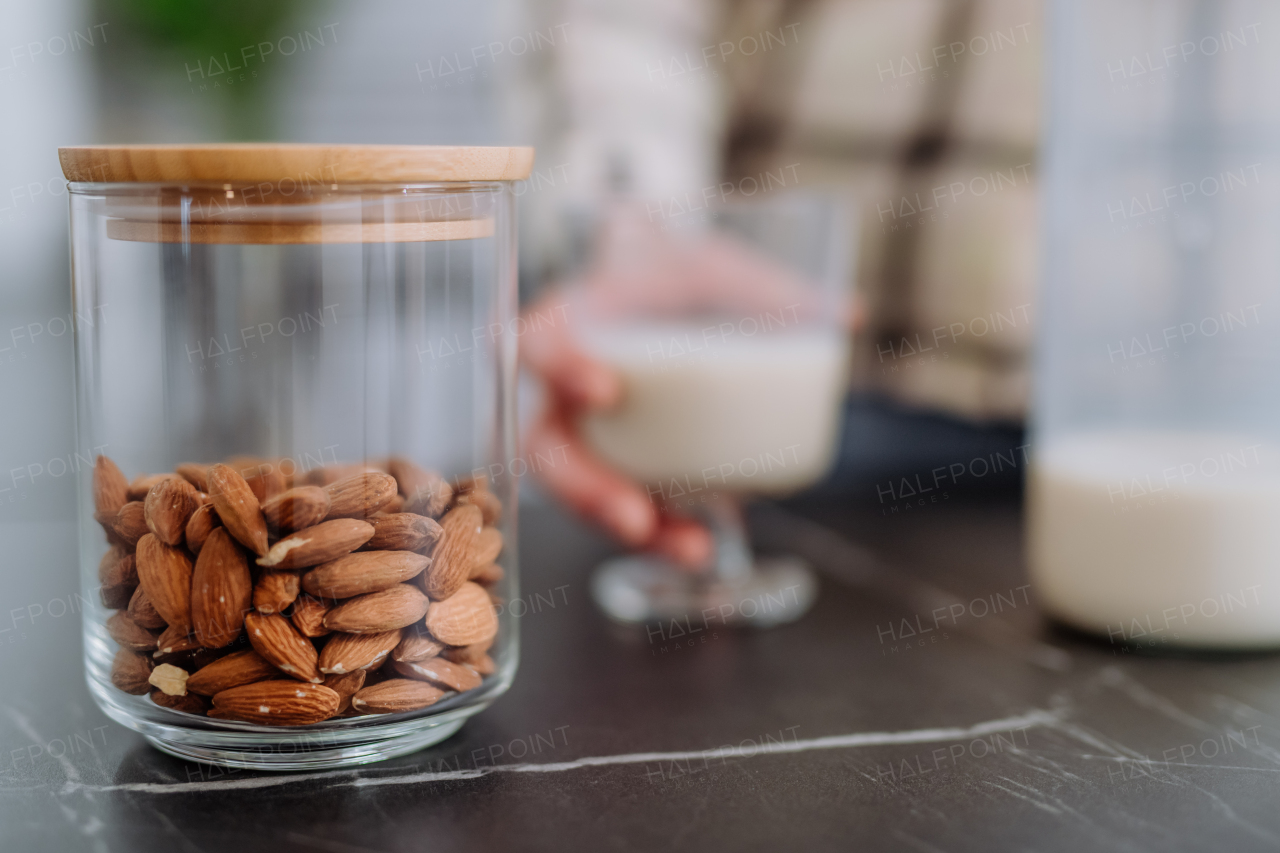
[577,194,854,626]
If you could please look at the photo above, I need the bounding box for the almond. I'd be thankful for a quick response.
[187,649,279,696]
[470,526,503,570]
[323,670,366,713]
[144,477,200,546]
[99,546,137,609]
[191,528,253,647]
[302,550,430,599]
[350,678,445,714]
[466,654,496,676]
[106,611,159,652]
[381,494,406,514]
[149,663,189,696]
[211,681,340,725]
[129,472,177,502]
[110,501,150,547]
[253,571,300,614]
[241,462,288,503]
[456,489,502,525]
[175,462,209,492]
[93,455,129,515]
[364,513,443,553]
[261,486,330,531]
[258,518,375,569]
[325,472,398,519]
[290,594,332,638]
[306,464,377,486]
[111,648,153,694]
[135,533,194,633]
[393,633,446,663]
[425,582,498,646]
[127,586,167,630]
[184,503,220,554]
[389,458,453,519]
[154,624,202,656]
[150,690,208,715]
[453,473,488,495]
[470,563,504,586]
[324,584,430,634]
[364,650,391,671]
[422,504,482,600]
[440,639,492,665]
[391,656,482,692]
[206,463,269,557]
[245,612,322,682]
[318,629,403,674]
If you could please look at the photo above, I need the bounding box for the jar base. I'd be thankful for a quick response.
[143,717,467,770]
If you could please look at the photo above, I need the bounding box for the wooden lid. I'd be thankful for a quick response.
[59,144,534,184]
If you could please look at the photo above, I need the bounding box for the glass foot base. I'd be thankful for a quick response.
[143,717,467,771]
[591,554,818,627]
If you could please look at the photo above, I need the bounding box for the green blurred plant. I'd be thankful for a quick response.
[95,0,308,138]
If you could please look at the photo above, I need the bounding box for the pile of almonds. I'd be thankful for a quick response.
[94,454,504,725]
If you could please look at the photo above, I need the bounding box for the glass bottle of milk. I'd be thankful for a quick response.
[577,195,854,626]
[1030,1,1280,647]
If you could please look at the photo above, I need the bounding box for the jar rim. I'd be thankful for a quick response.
[58,144,534,184]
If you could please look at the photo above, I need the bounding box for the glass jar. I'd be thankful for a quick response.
[1029,4,1280,648]
[62,144,530,767]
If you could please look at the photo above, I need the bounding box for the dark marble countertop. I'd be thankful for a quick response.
[3,497,1280,852]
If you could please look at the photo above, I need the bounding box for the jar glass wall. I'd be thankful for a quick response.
[1030,4,1280,647]
[65,146,529,767]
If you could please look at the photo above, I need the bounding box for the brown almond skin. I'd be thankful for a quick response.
[392,656,482,692]
[290,595,332,638]
[305,464,375,487]
[127,586,167,630]
[456,489,502,525]
[257,518,375,570]
[245,612,322,682]
[184,503,220,554]
[351,678,445,714]
[191,528,253,648]
[211,681,340,725]
[186,649,279,696]
[466,654,496,676]
[128,473,176,502]
[106,611,159,652]
[471,527,503,569]
[302,551,430,599]
[325,472,399,520]
[425,582,498,646]
[175,462,210,492]
[98,546,137,609]
[111,648,154,694]
[393,633,446,663]
[206,463,269,557]
[154,624,202,656]
[151,690,208,715]
[440,638,492,665]
[422,504,482,600]
[324,584,430,634]
[253,572,300,615]
[111,501,150,547]
[135,533,194,633]
[93,455,129,515]
[319,629,403,674]
[388,458,453,519]
[469,562,504,587]
[364,513,443,553]
[241,463,288,503]
[261,486,330,531]
[144,477,200,546]
[323,670,367,713]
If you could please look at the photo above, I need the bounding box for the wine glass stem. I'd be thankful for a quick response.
[705,493,753,582]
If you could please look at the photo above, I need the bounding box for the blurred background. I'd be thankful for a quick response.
[0,0,1037,526]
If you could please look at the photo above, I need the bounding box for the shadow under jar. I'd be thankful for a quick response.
[62,144,530,769]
